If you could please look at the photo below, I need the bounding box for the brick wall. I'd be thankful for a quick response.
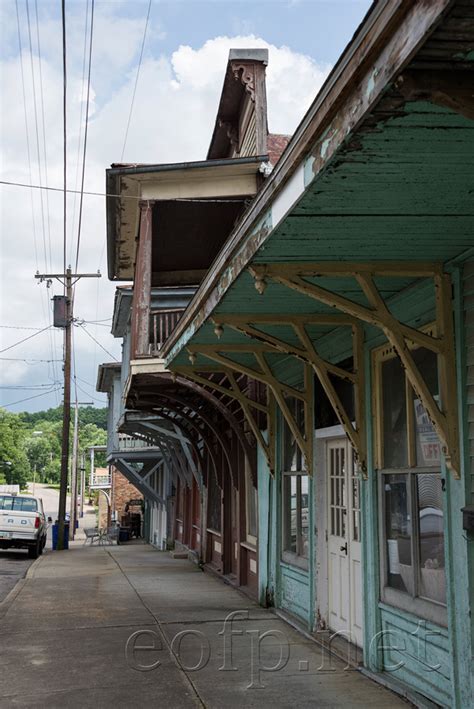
[111,467,143,522]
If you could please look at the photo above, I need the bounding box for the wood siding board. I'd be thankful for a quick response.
[378,607,452,706]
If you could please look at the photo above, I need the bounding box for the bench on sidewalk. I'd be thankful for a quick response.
[83,528,101,545]
[99,526,119,545]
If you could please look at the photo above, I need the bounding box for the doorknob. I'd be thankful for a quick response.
[340,542,348,554]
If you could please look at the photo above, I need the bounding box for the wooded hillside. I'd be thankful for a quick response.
[0,406,108,488]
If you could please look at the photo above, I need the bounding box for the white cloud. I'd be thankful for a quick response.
[0,12,330,410]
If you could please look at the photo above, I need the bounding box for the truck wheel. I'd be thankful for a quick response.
[28,540,40,559]
[38,537,44,555]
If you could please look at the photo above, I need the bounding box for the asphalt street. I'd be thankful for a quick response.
[0,483,66,603]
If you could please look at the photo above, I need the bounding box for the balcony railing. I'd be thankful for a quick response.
[118,433,156,451]
[89,471,112,489]
[149,308,185,355]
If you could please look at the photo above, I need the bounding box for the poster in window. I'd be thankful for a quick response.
[414,397,440,466]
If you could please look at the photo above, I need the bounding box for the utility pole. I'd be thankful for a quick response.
[79,450,86,519]
[35,267,100,550]
[69,399,92,540]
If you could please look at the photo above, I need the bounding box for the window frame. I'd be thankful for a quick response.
[244,458,258,548]
[373,331,447,627]
[280,401,310,570]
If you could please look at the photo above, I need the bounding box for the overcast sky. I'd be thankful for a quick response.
[0,0,371,412]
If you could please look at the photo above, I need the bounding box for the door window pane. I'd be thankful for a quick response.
[329,446,346,539]
[417,474,446,604]
[382,357,408,468]
[384,474,412,593]
[300,476,309,558]
[352,452,360,542]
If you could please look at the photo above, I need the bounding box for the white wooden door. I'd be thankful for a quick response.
[327,439,363,647]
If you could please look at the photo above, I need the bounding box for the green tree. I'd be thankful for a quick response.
[0,409,31,488]
[23,419,62,484]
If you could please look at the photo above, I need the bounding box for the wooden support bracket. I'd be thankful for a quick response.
[177,349,314,475]
[211,314,367,476]
[249,262,460,478]
[174,365,276,475]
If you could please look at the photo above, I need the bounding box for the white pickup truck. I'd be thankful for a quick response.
[0,493,48,559]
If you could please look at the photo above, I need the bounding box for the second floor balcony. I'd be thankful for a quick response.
[90,469,112,489]
[149,307,186,356]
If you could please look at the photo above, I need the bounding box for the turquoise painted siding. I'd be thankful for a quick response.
[254,265,474,706]
[361,346,382,671]
[279,562,311,623]
[257,441,274,606]
[378,604,451,707]
[463,260,474,505]
[460,261,474,707]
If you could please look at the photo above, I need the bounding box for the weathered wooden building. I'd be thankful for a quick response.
[99,5,474,707]
[99,49,290,592]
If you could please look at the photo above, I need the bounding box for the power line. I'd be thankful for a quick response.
[75,380,104,404]
[0,179,138,199]
[0,325,53,354]
[77,323,119,361]
[74,0,95,273]
[83,321,111,327]
[0,357,62,363]
[61,0,67,279]
[70,0,90,266]
[26,0,59,398]
[34,0,53,273]
[0,180,246,203]
[1,386,62,408]
[0,383,62,390]
[0,324,44,330]
[25,0,48,274]
[121,0,152,161]
[15,0,39,269]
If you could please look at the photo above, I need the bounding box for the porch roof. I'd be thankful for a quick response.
[106,155,267,281]
[96,362,121,393]
[162,0,474,369]
[157,0,473,481]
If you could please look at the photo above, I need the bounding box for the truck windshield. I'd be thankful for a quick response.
[0,496,38,512]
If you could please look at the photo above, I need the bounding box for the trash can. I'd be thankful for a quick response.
[52,522,70,550]
[119,527,130,544]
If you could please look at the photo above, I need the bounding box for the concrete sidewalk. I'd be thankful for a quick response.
[0,545,408,708]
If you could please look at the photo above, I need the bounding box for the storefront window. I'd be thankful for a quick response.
[246,461,258,544]
[208,474,221,533]
[281,400,309,567]
[378,344,447,619]
[282,473,309,561]
[417,474,445,604]
[382,356,407,468]
[384,474,412,593]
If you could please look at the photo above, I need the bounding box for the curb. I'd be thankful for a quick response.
[0,555,44,621]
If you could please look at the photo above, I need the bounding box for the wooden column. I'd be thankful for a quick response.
[131,201,153,358]
[254,62,268,156]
